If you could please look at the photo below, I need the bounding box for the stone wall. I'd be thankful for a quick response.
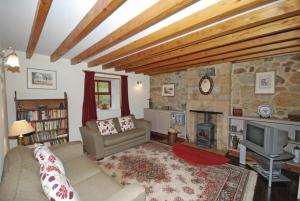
[150,71,187,111]
[149,53,300,151]
[231,53,300,118]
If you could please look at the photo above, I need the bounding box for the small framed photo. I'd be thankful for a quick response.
[162,84,175,96]
[27,68,57,90]
[255,71,275,94]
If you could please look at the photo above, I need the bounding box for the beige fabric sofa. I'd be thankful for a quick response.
[80,118,151,160]
[0,141,145,201]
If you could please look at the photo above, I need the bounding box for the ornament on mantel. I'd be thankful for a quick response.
[257,104,273,118]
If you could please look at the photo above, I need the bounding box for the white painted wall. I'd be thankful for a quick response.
[95,76,149,120]
[5,51,150,147]
[0,67,9,181]
[0,42,10,180]
[109,79,121,110]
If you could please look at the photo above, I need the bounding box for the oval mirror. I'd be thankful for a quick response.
[199,75,213,95]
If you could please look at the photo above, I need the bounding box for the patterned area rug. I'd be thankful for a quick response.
[98,142,257,201]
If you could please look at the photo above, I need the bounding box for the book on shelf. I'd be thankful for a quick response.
[30,119,68,132]
[23,130,68,145]
[47,138,68,146]
[17,109,67,121]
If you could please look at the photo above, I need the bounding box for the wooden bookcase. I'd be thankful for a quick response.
[14,91,69,147]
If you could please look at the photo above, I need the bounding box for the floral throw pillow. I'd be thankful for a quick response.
[34,145,52,164]
[40,163,80,201]
[34,143,50,158]
[34,144,65,175]
[40,163,63,189]
[96,119,118,136]
[118,116,135,132]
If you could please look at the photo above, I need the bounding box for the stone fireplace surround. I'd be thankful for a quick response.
[149,62,232,151]
[186,63,232,151]
[187,106,229,151]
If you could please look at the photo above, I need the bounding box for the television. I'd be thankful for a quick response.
[243,121,288,157]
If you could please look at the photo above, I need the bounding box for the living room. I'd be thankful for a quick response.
[1,0,300,201]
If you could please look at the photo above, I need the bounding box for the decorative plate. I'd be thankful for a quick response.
[257,104,272,118]
[199,75,214,95]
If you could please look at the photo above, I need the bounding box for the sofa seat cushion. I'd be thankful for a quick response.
[18,168,47,201]
[4,145,39,172]
[74,172,122,201]
[103,128,146,147]
[64,156,101,185]
[0,165,47,201]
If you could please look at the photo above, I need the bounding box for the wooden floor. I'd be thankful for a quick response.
[228,157,299,201]
[150,132,299,201]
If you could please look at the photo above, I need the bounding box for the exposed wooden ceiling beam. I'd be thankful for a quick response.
[70,0,198,65]
[88,0,272,67]
[26,0,53,59]
[115,15,300,72]
[50,0,125,62]
[104,0,300,69]
[125,30,300,72]
[137,39,300,74]
[226,48,300,64]
[146,47,300,75]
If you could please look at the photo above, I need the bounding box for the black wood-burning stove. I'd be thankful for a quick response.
[197,112,214,148]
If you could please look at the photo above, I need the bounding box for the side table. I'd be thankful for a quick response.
[168,132,178,145]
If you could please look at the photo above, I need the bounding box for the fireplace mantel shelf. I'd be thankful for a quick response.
[189,110,223,115]
[228,115,300,126]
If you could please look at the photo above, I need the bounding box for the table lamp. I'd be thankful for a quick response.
[9,120,35,145]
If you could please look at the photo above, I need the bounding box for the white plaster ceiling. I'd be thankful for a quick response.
[0,0,221,61]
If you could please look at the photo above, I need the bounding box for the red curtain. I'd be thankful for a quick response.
[121,75,130,116]
[82,72,97,126]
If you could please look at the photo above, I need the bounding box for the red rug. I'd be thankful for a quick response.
[172,143,229,165]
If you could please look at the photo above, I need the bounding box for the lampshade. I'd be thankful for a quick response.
[5,51,20,67]
[9,120,34,137]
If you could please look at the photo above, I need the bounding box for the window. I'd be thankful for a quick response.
[95,80,111,109]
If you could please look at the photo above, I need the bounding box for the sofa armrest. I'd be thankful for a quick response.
[79,127,105,160]
[103,184,145,201]
[50,141,83,162]
[134,119,151,141]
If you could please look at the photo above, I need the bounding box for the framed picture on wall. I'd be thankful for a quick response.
[255,71,275,94]
[162,84,175,96]
[27,68,57,90]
